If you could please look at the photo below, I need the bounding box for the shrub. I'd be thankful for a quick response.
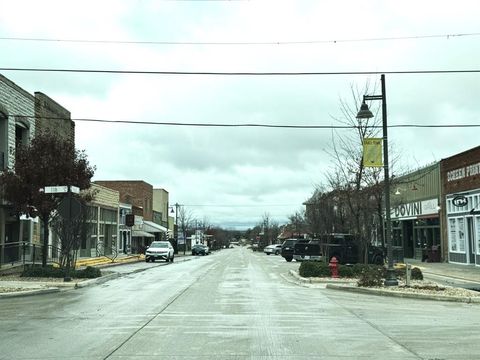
[411,267,423,280]
[392,266,423,281]
[21,265,64,278]
[357,266,384,287]
[299,262,358,278]
[74,266,101,279]
[21,265,101,279]
[338,265,354,278]
[299,262,330,277]
[351,264,371,277]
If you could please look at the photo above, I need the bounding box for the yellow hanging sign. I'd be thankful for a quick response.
[363,138,383,167]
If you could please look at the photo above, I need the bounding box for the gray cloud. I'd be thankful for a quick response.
[2,0,480,228]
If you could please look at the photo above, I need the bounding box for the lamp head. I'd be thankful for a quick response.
[356,101,374,119]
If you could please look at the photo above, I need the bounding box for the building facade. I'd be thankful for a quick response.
[94,180,157,253]
[79,184,120,258]
[0,74,36,265]
[94,180,154,221]
[118,203,132,254]
[390,163,442,262]
[153,188,169,229]
[441,146,480,266]
[34,91,74,143]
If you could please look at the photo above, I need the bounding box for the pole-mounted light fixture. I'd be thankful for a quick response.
[356,74,398,287]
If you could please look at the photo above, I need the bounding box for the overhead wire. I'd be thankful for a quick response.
[1,32,479,46]
[13,115,480,129]
[2,67,480,76]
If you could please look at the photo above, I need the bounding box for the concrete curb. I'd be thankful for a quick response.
[288,270,480,304]
[288,270,356,285]
[0,287,61,299]
[325,284,480,304]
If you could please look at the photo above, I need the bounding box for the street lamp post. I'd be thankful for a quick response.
[356,74,398,286]
[170,203,183,254]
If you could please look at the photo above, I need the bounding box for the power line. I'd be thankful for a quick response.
[1,32,478,46]
[183,204,298,207]
[22,115,480,129]
[2,67,480,76]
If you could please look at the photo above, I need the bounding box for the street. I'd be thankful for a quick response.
[1,247,479,359]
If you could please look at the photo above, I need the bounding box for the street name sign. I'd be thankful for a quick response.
[44,185,80,194]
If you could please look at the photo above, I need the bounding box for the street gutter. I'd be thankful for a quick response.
[326,283,480,304]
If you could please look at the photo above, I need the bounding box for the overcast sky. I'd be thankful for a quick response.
[1,0,480,229]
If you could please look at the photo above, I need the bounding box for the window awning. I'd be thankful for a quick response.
[132,230,155,238]
[143,220,168,233]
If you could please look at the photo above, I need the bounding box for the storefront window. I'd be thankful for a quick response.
[449,218,457,252]
[100,208,117,223]
[458,218,466,252]
[476,216,480,255]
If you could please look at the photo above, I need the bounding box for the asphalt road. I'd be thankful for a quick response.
[1,247,479,359]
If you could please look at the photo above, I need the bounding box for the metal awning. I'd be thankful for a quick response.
[132,230,155,238]
[143,220,168,233]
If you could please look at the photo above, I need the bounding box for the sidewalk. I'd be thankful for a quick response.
[285,259,480,304]
[0,252,192,298]
[404,258,480,284]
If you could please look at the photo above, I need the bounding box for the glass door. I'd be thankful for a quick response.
[467,217,475,264]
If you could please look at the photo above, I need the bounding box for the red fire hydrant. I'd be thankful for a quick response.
[329,257,339,278]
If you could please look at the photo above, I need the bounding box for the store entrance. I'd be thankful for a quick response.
[467,217,475,264]
[414,217,441,262]
[404,221,414,258]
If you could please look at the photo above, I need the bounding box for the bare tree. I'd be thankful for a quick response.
[286,210,307,237]
[324,81,387,261]
[258,213,280,248]
[177,206,194,252]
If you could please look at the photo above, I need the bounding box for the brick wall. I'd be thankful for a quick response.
[441,145,480,195]
[94,181,154,221]
[35,92,75,144]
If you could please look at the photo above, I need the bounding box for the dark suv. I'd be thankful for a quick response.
[280,239,298,262]
[320,233,384,265]
[192,244,209,256]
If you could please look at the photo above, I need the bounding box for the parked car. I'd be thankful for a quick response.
[281,238,299,262]
[293,240,322,262]
[192,244,209,256]
[263,244,283,255]
[319,233,384,265]
[145,241,174,263]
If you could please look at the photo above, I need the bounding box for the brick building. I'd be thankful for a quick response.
[94,180,156,253]
[35,92,75,144]
[94,180,154,221]
[441,146,480,266]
